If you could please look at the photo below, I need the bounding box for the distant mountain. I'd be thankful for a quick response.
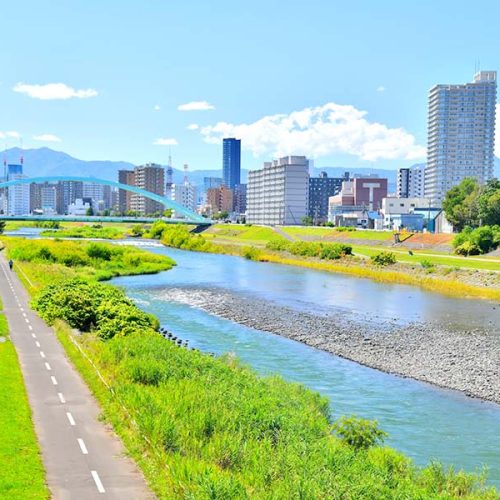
[1,147,498,192]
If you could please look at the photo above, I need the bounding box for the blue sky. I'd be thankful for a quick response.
[1,0,498,171]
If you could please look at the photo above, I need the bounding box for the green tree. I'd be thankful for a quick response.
[86,206,94,216]
[442,178,481,231]
[301,215,313,226]
[478,179,500,226]
[0,221,6,234]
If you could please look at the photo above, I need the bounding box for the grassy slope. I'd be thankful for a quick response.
[0,302,48,499]
[205,225,500,272]
[196,225,500,301]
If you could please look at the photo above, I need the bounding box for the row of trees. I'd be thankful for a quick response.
[442,178,500,231]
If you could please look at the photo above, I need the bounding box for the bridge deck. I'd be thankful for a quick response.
[0,215,212,225]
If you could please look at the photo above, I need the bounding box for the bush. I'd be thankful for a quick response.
[86,243,112,261]
[241,246,262,261]
[371,251,397,266]
[333,416,387,450]
[33,279,158,339]
[453,225,500,255]
[420,259,435,272]
[265,240,352,261]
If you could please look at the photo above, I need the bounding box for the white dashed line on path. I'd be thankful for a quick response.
[44,362,51,371]
[51,376,58,386]
[66,412,76,426]
[91,470,106,494]
[77,438,88,455]
[40,351,46,359]
[58,392,66,404]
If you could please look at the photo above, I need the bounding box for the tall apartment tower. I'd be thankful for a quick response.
[247,156,309,225]
[425,71,497,206]
[130,163,165,215]
[222,138,241,189]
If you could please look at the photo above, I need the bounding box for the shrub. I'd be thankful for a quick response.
[455,241,481,256]
[33,279,158,339]
[241,246,262,261]
[420,259,435,272]
[86,243,112,261]
[333,416,387,450]
[130,224,145,237]
[370,251,396,266]
[453,225,500,255]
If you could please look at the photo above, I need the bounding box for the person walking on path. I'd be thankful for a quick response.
[8,259,13,271]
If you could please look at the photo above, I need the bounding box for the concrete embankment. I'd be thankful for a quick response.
[157,286,500,404]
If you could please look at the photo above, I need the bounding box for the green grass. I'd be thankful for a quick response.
[350,245,500,271]
[280,226,396,241]
[3,237,175,290]
[207,225,500,272]
[0,311,48,499]
[208,224,286,243]
[40,225,125,239]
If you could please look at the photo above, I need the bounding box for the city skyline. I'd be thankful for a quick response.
[1,1,499,172]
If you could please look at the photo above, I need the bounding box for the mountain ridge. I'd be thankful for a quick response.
[2,148,498,193]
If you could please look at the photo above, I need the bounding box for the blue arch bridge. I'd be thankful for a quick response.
[0,176,211,226]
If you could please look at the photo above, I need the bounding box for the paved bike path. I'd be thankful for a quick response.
[0,255,153,499]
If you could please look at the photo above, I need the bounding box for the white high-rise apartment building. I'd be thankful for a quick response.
[246,156,309,225]
[171,182,197,216]
[397,164,425,198]
[6,164,30,216]
[425,71,497,206]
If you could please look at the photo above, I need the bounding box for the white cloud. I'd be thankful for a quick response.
[178,100,215,111]
[154,105,161,111]
[200,102,426,162]
[187,123,199,130]
[0,131,21,139]
[154,137,178,146]
[13,82,98,100]
[376,86,386,92]
[33,133,62,142]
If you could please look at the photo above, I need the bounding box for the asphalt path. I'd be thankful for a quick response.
[0,255,154,499]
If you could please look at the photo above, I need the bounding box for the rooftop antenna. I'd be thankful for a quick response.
[19,137,24,168]
[166,149,174,195]
[3,141,7,180]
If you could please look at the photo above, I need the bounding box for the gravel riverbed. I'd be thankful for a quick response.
[155,286,500,404]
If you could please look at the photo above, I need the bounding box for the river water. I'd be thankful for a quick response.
[111,245,500,485]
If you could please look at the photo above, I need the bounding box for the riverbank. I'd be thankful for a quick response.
[150,223,500,301]
[155,285,500,405]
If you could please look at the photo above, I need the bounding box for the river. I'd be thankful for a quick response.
[8,229,500,484]
[111,244,500,485]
